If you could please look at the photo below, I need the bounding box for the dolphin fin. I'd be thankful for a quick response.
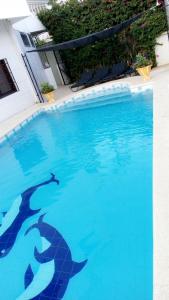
[38,213,46,224]
[70,260,87,277]
[24,264,34,289]
[21,207,41,217]
[24,213,44,236]
[28,208,41,217]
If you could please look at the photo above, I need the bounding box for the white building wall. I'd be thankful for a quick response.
[46,51,64,86]
[155,32,169,66]
[0,0,30,19]
[15,30,48,86]
[0,20,37,123]
[44,67,57,89]
[13,16,58,88]
[13,14,63,88]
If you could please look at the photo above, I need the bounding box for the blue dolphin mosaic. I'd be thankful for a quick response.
[0,174,87,299]
[0,173,59,258]
[19,214,87,299]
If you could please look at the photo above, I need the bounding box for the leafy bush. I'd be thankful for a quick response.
[38,0,167,81]
[35,39,47,47]
[134,54,152,69]
[41,82,54,94]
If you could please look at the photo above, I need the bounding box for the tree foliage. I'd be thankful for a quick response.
[38,0,167,81]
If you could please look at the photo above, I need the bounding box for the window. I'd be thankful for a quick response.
[0,59,18,99]
[20,33,31,47]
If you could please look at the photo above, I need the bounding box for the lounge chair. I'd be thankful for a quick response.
[71,63,134,91]
[71,70,94,90]
[85,63,130,86]
[85,66,110,87]
[101,63,128,82]
[124,66,135,76]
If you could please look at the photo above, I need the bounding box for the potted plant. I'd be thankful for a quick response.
[134,54,152,80]
[41,82,55,103]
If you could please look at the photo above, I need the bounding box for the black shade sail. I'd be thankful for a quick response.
[27,13,142,53]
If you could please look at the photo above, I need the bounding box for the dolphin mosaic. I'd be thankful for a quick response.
[0,174,59,258]
[18,214,87,300]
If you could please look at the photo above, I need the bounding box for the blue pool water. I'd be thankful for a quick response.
[0,88,152,300]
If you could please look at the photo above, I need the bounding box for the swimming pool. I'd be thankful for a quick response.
[0,87,152,300]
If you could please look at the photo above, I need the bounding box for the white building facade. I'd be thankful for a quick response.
[0,0,37,123]
[12,0,65,92]
[13,15,62,90]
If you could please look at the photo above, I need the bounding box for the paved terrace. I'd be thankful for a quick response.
[1,64,169,300]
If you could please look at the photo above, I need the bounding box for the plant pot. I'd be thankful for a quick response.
[43,91,55,103]
[136,65,152,81]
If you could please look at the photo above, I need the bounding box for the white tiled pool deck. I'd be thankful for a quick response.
[1,64,169,299]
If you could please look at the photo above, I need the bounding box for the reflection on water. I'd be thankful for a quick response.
[14,133,46,173]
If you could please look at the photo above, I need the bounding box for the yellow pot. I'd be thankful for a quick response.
[136,65,152,81]
[43,91,55,103]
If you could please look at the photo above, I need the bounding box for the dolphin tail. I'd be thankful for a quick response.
[70,260,88,278]
[21,173,59,206]
[50,173,59,185]
[24,264,34,289]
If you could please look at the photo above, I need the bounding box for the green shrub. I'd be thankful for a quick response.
[134,54,152,69]
[38,0,167,81]
[35,39,47,47]
[41,82,54,94]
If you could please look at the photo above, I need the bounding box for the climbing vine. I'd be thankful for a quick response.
[38,0,167,81]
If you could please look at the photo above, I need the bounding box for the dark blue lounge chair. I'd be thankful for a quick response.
[71,70,94,90]
[101,63,128,82]
[71,63,134,91]
[85,66,110,87]
[124,66,135,76]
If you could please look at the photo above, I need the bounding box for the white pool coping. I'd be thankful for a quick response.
[1,64,169,299]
